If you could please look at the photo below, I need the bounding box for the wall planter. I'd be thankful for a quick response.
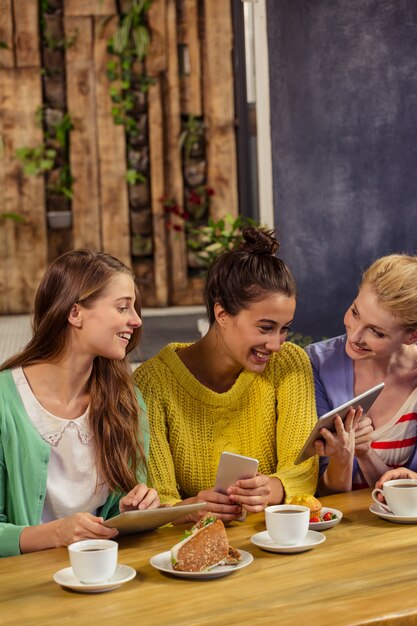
[47,210,72,230]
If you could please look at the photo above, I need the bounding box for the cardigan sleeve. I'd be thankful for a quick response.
[269,344,319,499]
[134,361,182,505]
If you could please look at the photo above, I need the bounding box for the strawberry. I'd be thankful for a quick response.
[310,516,320,523]
[322,512,336,521]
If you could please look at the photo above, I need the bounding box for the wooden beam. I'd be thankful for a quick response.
[147,76,169,305]
[177,0,202,115]
[164,0,187,297]
[65,16,101,250]
[0,0,14,68]
[13,0,40,68]
[147,0,167,74]
[94,14,130,266]
[202,0,238,220]
[64,0,117,17]
[0,68,47,313]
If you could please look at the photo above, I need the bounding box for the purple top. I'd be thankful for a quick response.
[305,335,417,482]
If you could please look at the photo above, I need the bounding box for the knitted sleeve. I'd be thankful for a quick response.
[269,343,319,499]
[133,359,182,504]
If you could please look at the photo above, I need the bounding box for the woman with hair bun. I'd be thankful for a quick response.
[134,227,318,522]
[0,250,159,557]
[306,254,417,494]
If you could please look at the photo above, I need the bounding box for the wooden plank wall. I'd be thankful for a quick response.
[0,0,238,313]
[0,0,48,314]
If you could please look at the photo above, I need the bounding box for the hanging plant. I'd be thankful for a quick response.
[106,0,154,136]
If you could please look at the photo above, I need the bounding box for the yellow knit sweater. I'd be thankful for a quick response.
[134,341,318,504]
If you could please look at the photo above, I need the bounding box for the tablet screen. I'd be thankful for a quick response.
[294,382,384,465]
[103,502,206,535]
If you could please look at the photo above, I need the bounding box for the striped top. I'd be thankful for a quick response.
[353,387,417,488]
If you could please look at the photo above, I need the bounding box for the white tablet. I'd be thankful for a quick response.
[103,502,206,536]
[294,382,384,465]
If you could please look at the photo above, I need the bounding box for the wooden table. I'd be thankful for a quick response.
[1,489,417,626]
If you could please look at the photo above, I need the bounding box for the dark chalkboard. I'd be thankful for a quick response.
[266,0,417,340]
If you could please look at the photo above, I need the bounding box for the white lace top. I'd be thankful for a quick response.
[12,367,108,522]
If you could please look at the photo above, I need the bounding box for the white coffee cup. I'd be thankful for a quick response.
[68,539,118,584]
[265,504,310,546]
[372,479,417,516]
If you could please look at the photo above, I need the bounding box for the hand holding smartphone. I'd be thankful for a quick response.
[214,451,259,495]
[214,451,259,522]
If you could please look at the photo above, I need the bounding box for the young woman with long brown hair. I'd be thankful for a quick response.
[134,227,318,522]
[0,250,159,557]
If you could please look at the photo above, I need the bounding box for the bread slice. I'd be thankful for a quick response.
[171,514,241,572]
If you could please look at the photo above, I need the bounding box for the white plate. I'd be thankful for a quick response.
[250,529,326,554]
[309,507,343,531]
[369,503,417,524]
[150,548,253,579]
[53,564,136,593]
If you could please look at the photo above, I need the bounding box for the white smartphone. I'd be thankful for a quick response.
[294,382,385,465]
[214,451,259,495]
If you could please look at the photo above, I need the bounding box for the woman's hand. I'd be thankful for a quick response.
[354,415,374,458]
[314,407,363,463]
[119,484,160,512]
[54,512,118,547]
[376,467,417,490]
[227,474,273,513]
[173,489,243,524]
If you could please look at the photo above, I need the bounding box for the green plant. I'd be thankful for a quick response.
[106,1,154,134]
[15,110,74,198]
[126,168,147,185]
[286,331,313,348]
[179,115,205,161]
[15,145,56,176]
[186,214,258,268]
[0,212,24,223]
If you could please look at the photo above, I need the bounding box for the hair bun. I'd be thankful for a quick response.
[240,226,280,255]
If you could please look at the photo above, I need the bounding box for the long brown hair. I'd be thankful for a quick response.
[1,249,146,493]
[204,226,296,325]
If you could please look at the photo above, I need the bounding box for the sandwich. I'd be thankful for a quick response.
[170,513,241,572]
[286,494,322,520]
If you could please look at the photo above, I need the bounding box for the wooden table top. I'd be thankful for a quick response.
[1,489,417,626]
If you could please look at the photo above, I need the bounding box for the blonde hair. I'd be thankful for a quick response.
[360,254,417,330]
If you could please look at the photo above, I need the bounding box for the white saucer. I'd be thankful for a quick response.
[369,503,417,524]
[250,529,326,553]
[150,548,253,579]
[53,564,136,593]
[309,507,343,531]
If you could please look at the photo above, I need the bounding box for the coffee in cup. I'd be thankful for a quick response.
[265,504,310,545]
[68,539,118,584]
[371,479,417,516]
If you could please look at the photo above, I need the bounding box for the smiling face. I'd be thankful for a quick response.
[344,284,415,361]
[215,292,296,373]
[69,272,142,361]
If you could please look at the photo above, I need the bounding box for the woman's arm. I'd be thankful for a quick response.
[19,513,119,554]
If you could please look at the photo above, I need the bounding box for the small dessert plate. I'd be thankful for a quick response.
[150,548,253,579]
[53,564,136,593]
[309,507,343,531]
[250,529,326,554]
[369,503,417,524]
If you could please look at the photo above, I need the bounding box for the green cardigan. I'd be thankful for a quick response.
[0,369,149,557]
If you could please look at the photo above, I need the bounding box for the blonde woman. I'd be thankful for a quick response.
[306,254,417,494]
